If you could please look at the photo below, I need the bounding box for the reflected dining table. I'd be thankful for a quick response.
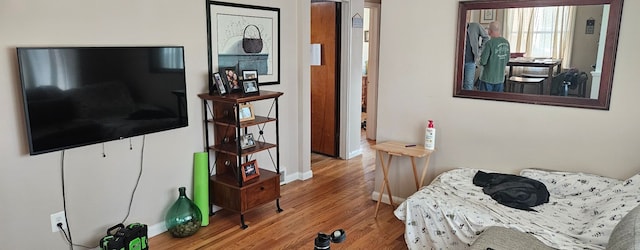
[507,57,562,95]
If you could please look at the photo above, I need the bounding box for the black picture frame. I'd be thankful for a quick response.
[222,67,241,92]
[242,79,260,95]
[212,72,228,95]
[206,1,281,85]
[241,159,260,182]
[242,69,258,80]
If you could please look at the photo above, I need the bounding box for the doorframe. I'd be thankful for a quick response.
[308,0,363,160]
[364,2,380,141]
[338,1,351,159]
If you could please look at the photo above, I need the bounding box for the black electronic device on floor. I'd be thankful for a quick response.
[99,223,148,250]
[314,229,346,250]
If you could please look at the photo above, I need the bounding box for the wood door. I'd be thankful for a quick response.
[311,2,340,156]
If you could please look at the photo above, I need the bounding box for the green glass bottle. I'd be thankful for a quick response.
[165,187,202,238]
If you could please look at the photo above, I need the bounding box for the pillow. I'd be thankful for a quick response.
[607,204,640,250]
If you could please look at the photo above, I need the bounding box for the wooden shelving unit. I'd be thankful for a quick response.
[198,90,284,229]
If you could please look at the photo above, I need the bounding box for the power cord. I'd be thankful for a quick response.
[60,151,97,249]
[121,135,145,223]
[59,135,146,249]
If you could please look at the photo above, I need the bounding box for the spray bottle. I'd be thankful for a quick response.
[424,120,436,150]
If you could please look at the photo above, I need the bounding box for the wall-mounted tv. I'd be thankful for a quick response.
[17,46,189,155]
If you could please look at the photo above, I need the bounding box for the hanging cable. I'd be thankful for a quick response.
[60,150,98,249]
[121,135,145,224]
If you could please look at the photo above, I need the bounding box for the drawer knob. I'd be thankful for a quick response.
[260,186,265,191]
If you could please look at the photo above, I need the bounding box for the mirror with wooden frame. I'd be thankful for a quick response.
[453,0,623,110]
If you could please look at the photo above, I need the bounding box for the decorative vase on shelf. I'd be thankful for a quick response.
[165,187,202,238]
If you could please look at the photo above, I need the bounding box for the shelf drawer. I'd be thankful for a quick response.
[210,170,280,214]
[243,174,280,211]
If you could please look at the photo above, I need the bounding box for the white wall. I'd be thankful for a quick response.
[0,0,307,249]
[341,0,365,159]
[375,1,640,199]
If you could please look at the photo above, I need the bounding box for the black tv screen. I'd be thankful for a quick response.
[17,46,188,155]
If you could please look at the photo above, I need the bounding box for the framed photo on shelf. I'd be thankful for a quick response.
[242,70,258,80]
[242,79,260,95]
[238,103,255,122]
[222,67,241,92]
[212,72,228,95]
[240,133,256,149]
[207,1,280,85]
[241,159,260,182]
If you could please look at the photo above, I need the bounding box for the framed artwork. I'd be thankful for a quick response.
[237,103,255,122]
[240,133,256,149]
[241,159,260,182]
[222,67,241,92]
[212,72,228,95]
[242,79,260,95]
[480,9,496,23]
[207,1,280,85]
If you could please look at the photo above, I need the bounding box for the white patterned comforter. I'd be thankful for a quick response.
[394,168,640,250]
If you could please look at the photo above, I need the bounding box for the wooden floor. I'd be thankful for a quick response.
[149,132,407,249]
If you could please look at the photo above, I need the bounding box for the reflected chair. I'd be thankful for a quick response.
[507,76,545,94]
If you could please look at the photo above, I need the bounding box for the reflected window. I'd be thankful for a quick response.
[504,6,576,65]
[151,47,185,71]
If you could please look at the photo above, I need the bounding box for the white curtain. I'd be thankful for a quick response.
[504,6,576,68]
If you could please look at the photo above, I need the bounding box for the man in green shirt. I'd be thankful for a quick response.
[479,21,510,92]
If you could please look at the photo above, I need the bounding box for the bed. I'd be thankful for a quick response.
[394,168,640,249]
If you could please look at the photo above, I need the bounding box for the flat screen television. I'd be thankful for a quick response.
[17,46,188,155]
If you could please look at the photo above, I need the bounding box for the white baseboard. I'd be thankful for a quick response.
[300,170,313,180]
[148,222,167,238]
[371,191,406,205]
[348,148,362,159]
[279,170,312,185]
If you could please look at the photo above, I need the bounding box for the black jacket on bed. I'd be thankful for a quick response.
[472,171,550,211]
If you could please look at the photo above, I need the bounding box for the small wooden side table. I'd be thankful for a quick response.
[371,141,434,217]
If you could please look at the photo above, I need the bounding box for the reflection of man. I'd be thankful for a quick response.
[479,21,510,92]
[464,21,490,90]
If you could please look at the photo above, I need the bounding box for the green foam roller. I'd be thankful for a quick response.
[193,152,209,226]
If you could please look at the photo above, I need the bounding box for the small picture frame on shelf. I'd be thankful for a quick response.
[242,70,258,81]
[240,133,256,149]
[242,79,260,95]
[241,159,260,182]
[222,67,241,92]
[212,72,228,95]
[238,103,255,122]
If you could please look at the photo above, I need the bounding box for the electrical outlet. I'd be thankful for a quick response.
[50,211,67,233]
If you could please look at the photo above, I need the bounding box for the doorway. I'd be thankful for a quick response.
[311,1,341,157]
[363,3,380,141]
